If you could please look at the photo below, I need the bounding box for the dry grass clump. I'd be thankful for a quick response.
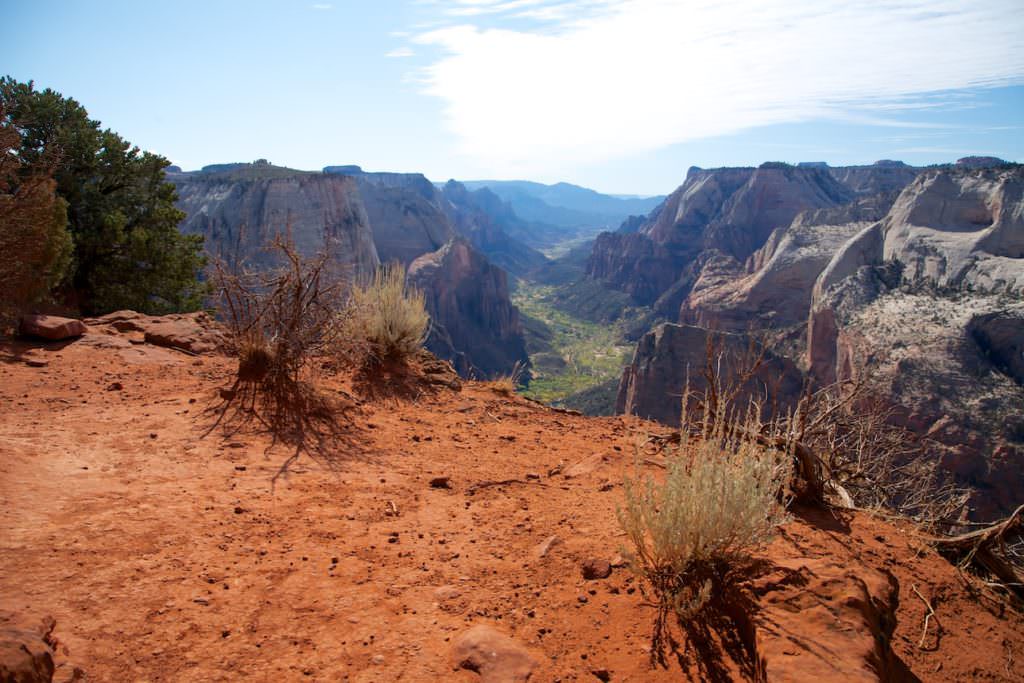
[347,263,429,366]
[487,360,526,395]
[620,393,791,663]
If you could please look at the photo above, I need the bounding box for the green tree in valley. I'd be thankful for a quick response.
[0,77,206,315]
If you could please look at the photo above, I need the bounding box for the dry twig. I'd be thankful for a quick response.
[911,583,937,649]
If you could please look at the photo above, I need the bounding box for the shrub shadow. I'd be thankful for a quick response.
[202,375,371,485]
[352,353,461,404]
[657,559,772,682]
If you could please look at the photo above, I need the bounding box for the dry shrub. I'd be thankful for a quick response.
[620,391,790,664]
[347,262,429,366]
[487,360,526,396]
[212,234,352,392]
[788,383,968,531]
[208,233,366,479]
[675,332,968,531]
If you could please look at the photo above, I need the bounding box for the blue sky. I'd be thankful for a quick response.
[4,0,1023,195]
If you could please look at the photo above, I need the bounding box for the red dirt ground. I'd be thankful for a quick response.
[1,332,1022,682]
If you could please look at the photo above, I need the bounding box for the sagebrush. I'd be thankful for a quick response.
[620,395,790,661]
[347,263,429,364]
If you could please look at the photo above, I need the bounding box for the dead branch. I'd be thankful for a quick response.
[466,478,549,495]
[920,503,1024,601]
[911,583,938,649]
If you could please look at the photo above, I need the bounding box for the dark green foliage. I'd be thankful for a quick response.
[0,106,72,325]
[0,77,206,315]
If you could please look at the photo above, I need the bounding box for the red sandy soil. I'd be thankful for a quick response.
[1,330,1022,682]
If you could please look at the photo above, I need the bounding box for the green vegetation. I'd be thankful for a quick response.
[193,160,317,182]
[512,280,638,411]
[1,77,206,315]
[0,102,72,324]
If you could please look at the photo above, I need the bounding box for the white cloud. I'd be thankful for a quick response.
[386,47,416,58]
[311,3,333,9]
[414,0,1024,173]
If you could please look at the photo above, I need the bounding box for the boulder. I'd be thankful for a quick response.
[451,625,536,682]
[0,615,56,683]
[18,315,86,341]
[86,311,225,355]
[756,557,900,681]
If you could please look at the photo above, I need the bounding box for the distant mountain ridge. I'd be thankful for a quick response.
[460,180,664,227]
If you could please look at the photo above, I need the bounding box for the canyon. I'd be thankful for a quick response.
[595,160,1023,519]
[168,157,1022,519]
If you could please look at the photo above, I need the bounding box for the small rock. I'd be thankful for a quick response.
[430,476,452,489]
[563,454,604,479]
[581,559,612,580]
[435,585,462,602]
[106,382,123,391]
[591,668,612,682]
[233,506,245,515]
[524,472,541,480]
[451,625,536,682]
[371,654,385,665]
[219,388,236,401]
[534,535,561,559]
[24,359,48,368]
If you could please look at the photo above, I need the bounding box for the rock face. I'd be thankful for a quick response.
[827,160,920,196]
[349,174,453,266]
[440,181,548,276]
[680,192,897,332]
[410,239,528,378]
[171,164,530,378]
[324,168,547,277]
[588,162,919,308]
[607,161,1023,517]
[588,163,862,307]
[18,315,87,341]
[617,323,804,426]
[172,170,380,277]
[808,165,1024,518]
